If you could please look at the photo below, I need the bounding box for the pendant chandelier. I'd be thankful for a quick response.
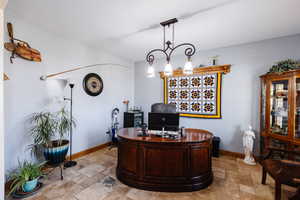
[146,18,196,78]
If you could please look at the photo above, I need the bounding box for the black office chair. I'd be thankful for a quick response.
[149,103,180,133]
[151,103,176,113]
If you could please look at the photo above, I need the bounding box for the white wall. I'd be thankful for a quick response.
[4,11,134,174]
[134,34,300,154]
[0,0,8,197]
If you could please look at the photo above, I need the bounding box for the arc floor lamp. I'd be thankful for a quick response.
[64,83,76,168]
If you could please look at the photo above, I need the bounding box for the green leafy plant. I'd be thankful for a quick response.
[8,161,44,195]
[28,108,76,155]
[56,108,76,146]
[268,59,300,73]
[29,112,57,148]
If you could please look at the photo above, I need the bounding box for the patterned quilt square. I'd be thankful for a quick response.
[202,88,215,100]
[190,76,202,88]
[190,101,202,113]
[202,101,216,114]
[178,101,189,113]
[203,74,216,88]
[178,89,190,100]
[190,89,202,100]
[168,89,178,100]
[178,77,189,88]
[168,77,178,89]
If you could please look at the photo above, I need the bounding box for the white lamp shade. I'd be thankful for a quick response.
[147,65,155,78]
[183,60,193,75]
[45,79,68,112]
[164,63,173,76]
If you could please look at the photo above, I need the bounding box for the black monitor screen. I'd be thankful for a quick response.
[148,112,179,131]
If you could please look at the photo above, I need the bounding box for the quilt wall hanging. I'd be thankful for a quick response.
[160,65,231,119]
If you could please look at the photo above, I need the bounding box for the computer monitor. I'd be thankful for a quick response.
[148,112,179,131]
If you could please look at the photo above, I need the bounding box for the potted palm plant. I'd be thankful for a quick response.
[8,161,44,195]
[29,108,76,165]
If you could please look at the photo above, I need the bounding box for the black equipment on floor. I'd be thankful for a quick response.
[123,111,144,128]
[212,136,221,157]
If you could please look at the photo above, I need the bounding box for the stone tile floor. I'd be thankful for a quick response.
[6,147,297,200]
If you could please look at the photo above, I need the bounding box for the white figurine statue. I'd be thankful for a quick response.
[243,126,256,165]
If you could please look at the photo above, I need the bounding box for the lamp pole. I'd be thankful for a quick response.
[64,83,77,168]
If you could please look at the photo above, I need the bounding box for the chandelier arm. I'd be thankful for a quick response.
[168,43,196,60]
[146,48,169,64]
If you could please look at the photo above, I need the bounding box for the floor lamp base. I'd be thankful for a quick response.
[64,160,77,168]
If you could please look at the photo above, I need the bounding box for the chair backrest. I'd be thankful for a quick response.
[151,103,176,113]
[290,186,300,200]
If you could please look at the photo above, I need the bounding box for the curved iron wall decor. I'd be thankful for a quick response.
[146,18,196,77]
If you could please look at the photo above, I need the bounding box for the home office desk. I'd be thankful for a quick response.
[116,128,213,192]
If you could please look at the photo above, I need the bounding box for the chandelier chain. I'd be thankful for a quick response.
[172,23,175,48]
[163,26,166,51]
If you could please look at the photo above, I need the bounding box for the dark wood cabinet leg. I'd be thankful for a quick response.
[262,167,267,184]
[275,181,281,200]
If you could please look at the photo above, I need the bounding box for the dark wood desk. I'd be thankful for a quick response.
[117,128,213,192]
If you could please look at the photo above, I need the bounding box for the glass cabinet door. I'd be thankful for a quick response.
[270,79,289,136]
[295,78,300,139]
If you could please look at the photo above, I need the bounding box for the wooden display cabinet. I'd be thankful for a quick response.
[260,70,300,155]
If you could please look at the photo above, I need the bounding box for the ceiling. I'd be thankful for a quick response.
[6,0,300,62]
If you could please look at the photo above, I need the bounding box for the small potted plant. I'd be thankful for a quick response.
[268,59,300,73]
[29,108,76,165]
[8,160,44,195]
